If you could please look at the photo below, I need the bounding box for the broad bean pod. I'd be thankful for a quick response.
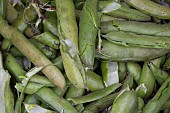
[103,30,170,49]
[68,83,121,105]
[138,62,155,98]
[143,77,170,113]
[127,62,141,84]
[79,0,99,69]
[148,62,168,85]
[123,0,170,19]
[110,90,138,113]
[34,31,60,50]
[82,92,119,113]
[99,1,151,21]
[95,39,170,61]
[101,20,170,37]
[118,62,127,82]
[56,0,86,88]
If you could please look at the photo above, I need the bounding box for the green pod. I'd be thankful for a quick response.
[161,99,170,110]
[35,87,78,113]
[29,38,57,59]
[86,70,105,91]
[44,11,57,21]
[6,3,18,24]
[0,0,8,18]
[148,62,168,85]
[24,26,40,38]
[24,94,41,104]
[34,32,60,49]
[163,56,170,69]
[95,39,170,62]
[1,39,12,51]
[15,82,45,94]
[10,46,24,57]
[121,74,133,90]
[136,83,147,98]
[143,77,170,113]
[0,61,14,113]
[65,84,85,99]
[52,80,70,97]
[79,0,99,69]
[68,83,121,105]
[5,53,26,81]
[150,56,163,68]
[56,0,80,48]
[21,94,41,113]
[12,12,28,33]
[75,104,84,113]
[56,0,86,88]
[118,62,127,82]
[138,97,144,112]
[99,1,151,21]
[82,93,118,113]
[43,18,59,37]
[60,49,85,88]
[127,62,141,84]
[101,20,170,37]
[103,30,170,49]
[138,62,155,98]
[5,53,54,86]
[101,61,119,86]
[52,56,64,72]
[110,91,138,113]
[123,0,170,19]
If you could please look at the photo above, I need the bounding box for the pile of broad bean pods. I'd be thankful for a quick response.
[1,0,170,113]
